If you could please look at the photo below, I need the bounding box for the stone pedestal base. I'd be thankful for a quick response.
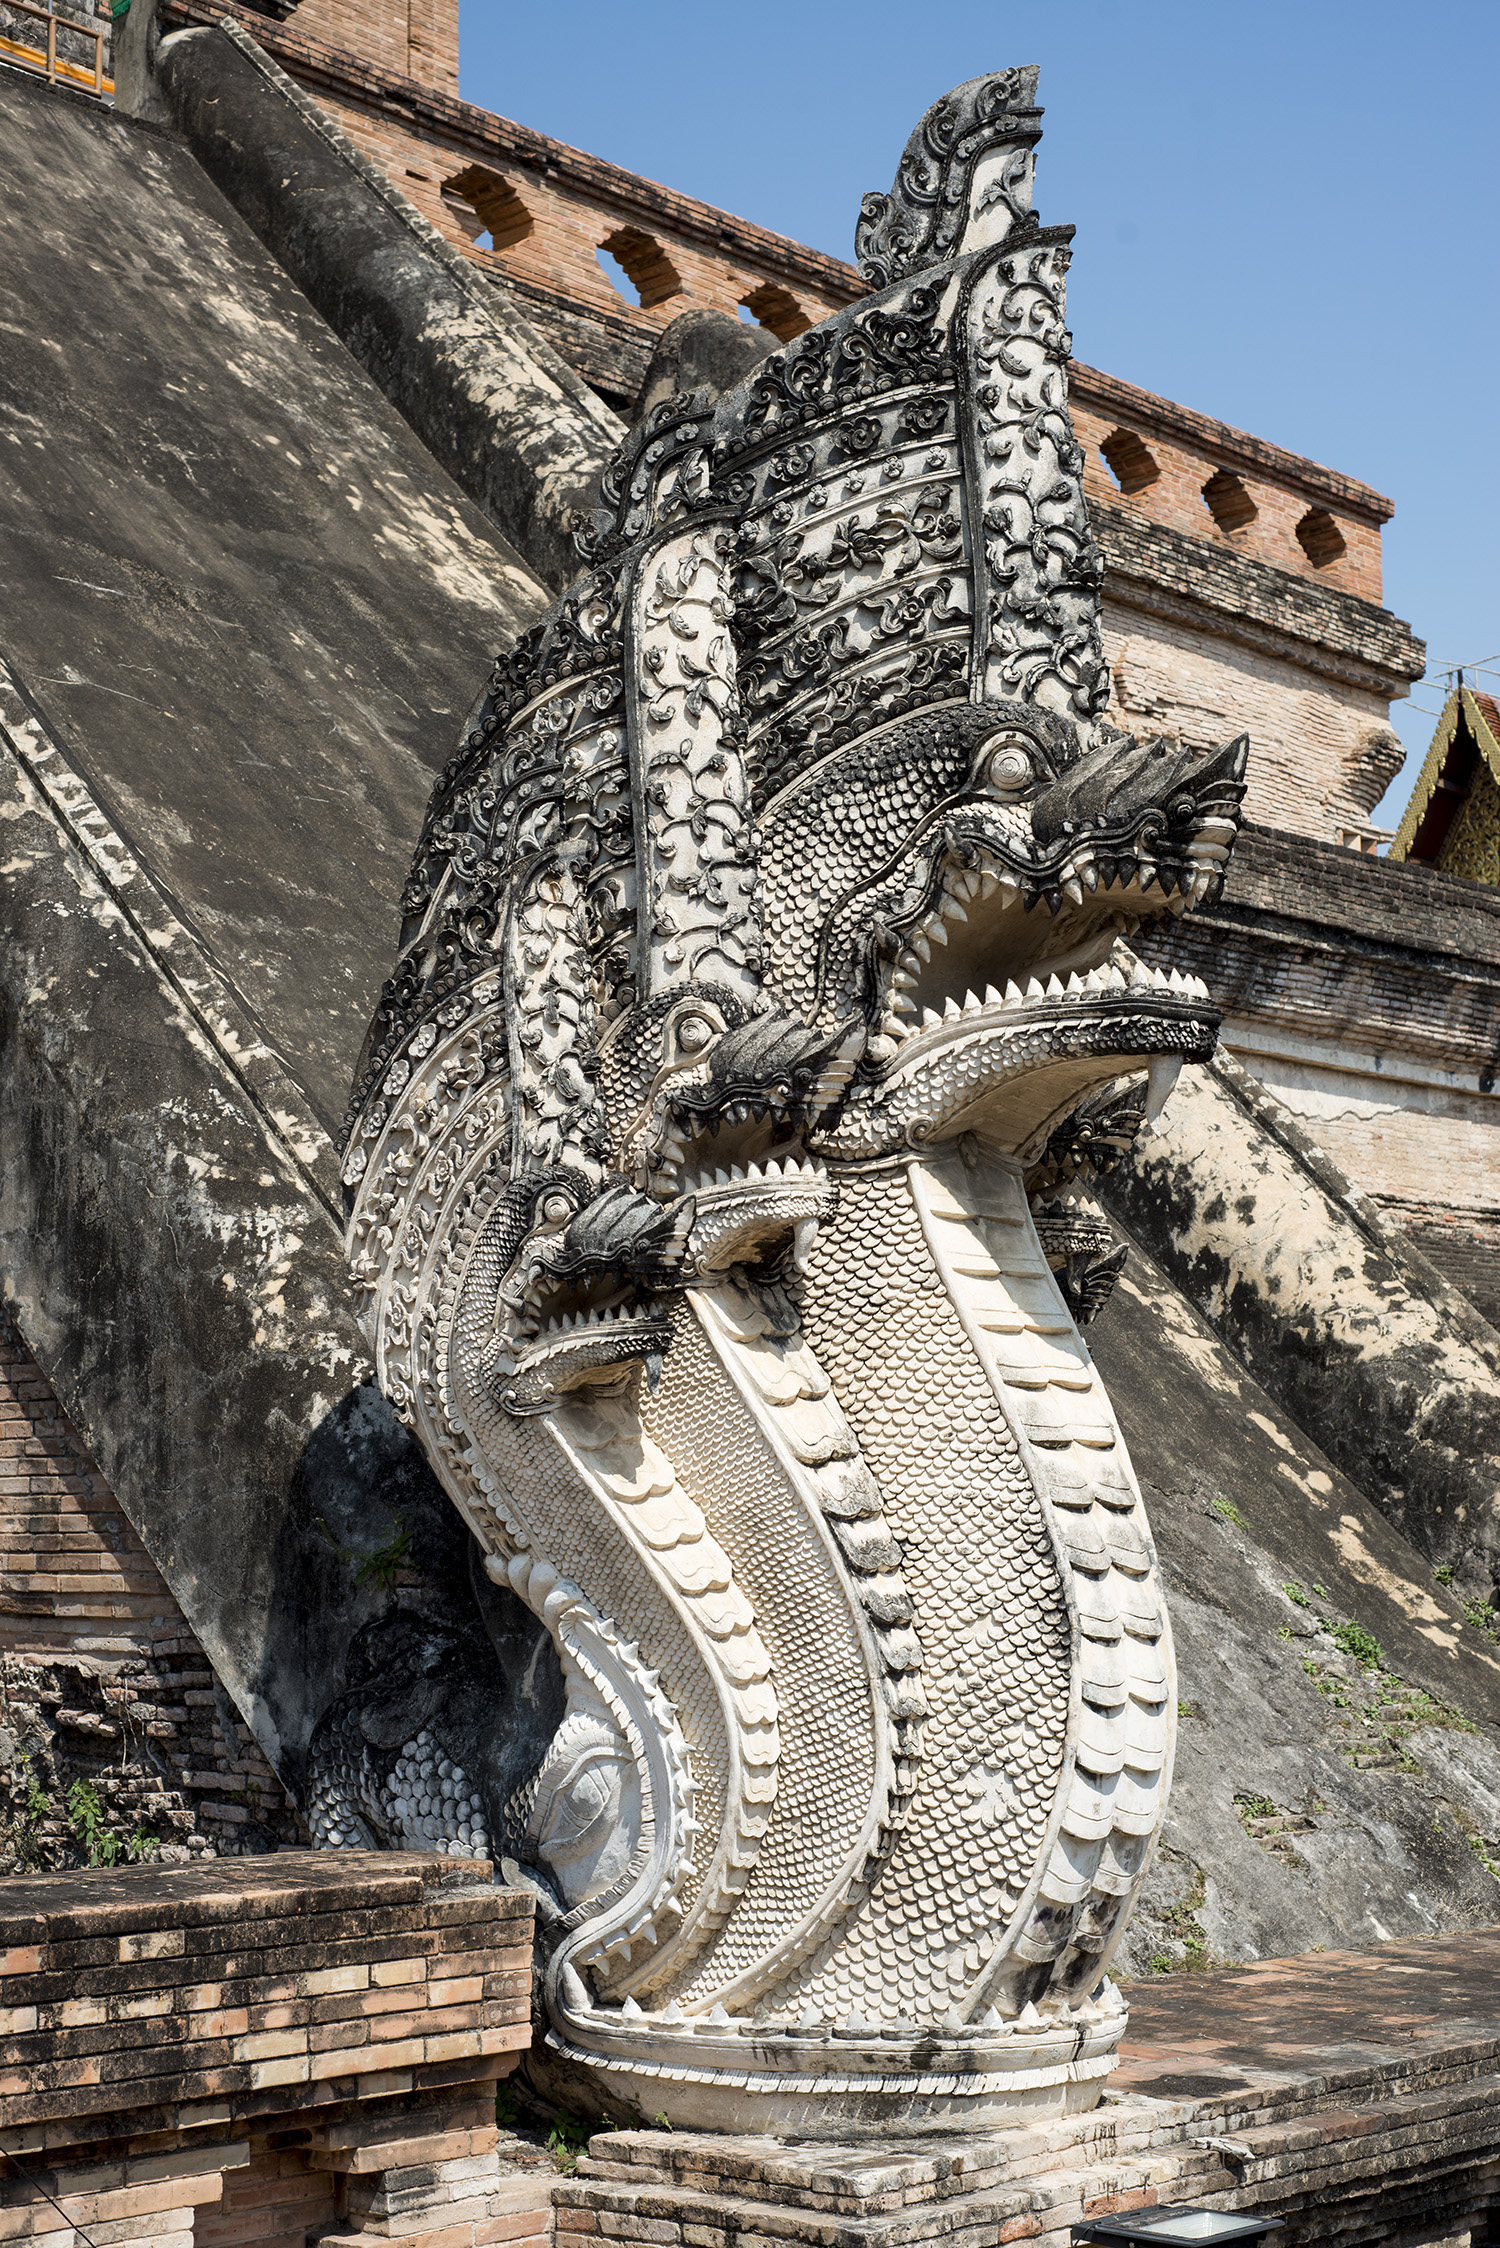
[550,1994,1124,2139]
[555,2040,1500,2248]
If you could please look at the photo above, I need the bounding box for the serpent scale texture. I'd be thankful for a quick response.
[776,1163,1070,2018]
[640,1304,881,2000]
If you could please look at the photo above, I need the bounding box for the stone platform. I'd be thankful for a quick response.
[559,1932,1500,2248]
[0,1851,545,2245]
[6,1895,1500,2244]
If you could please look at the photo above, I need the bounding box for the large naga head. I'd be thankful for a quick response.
[344,70,1245,2136]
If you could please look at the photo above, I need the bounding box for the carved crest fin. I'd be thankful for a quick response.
[855,66,1046,287]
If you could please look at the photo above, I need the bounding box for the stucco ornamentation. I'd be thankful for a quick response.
[344,72,1247,2134]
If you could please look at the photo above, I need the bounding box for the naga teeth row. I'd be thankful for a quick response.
[884,959,1211,1038]
[656,1097,781,1165]
[536,1304,644,1338]
[1134,961,1212,998]
[693,1153,827,1191]
[899,844,1220,957]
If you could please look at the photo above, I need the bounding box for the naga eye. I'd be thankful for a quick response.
[540,1193,573,1225]
[675,1013,714,1054]
[984,738,1035,797]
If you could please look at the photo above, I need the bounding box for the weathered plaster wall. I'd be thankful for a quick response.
[1102,1052,1500,1606]
[0,64,559,1816]
[155,20,623,594]
[0,64,547,1129]
[1090,504,1421,840]
[3,712,411,1794]
[1140,825,1500,1321]
[1101,609,1402,838]
[1093,1224,1500,1971]
[1244,1096,1499,1215]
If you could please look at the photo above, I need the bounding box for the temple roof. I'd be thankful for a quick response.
[1389,685,1500,879]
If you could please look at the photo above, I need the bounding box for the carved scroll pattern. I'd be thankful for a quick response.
[630,530,764,1002]
[731,453,971,771]
[855,68,1042,287]
[963,246,1110,726]
[345,659,629,1159]
[716,288,974,801]
[347,1021,782,1995]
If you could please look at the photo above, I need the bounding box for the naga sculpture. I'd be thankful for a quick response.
[342,68,1246,2134]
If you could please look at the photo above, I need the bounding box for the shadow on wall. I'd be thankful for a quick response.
[263,1384,565,1855]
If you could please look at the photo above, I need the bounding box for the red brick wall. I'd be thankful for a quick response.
[290,0,458,94]
[1074,396,1386,607]
[0,1852,532,2131]
[1,1301,180,1658]
[0,1301,304,1865]
[310,95,850,351]
[195,2139,338,2247]
[161,3,860,368]
[160,3,1402,596]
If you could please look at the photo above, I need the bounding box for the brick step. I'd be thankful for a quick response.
[562,2057,1500,2248]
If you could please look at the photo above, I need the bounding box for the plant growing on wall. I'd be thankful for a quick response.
[314,1513,414,1593]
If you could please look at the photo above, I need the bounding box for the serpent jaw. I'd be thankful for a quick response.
[820,953,1217,1163]
[493,1304,677,1415]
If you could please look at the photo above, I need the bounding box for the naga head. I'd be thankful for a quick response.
[344,68,1246,2134]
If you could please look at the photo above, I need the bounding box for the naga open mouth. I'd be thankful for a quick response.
[863,785,1241,1039]
[879,918,1212,1043]
[494,1302,676,1415]
[678,1151,837,1275]
[822,949,1218,1161]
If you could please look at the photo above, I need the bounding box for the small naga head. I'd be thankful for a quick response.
[343,67,1247,2133]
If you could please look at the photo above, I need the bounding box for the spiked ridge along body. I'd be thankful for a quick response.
[343,67,1247,2134]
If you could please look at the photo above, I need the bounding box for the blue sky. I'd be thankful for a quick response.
[459,1,1499,828]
